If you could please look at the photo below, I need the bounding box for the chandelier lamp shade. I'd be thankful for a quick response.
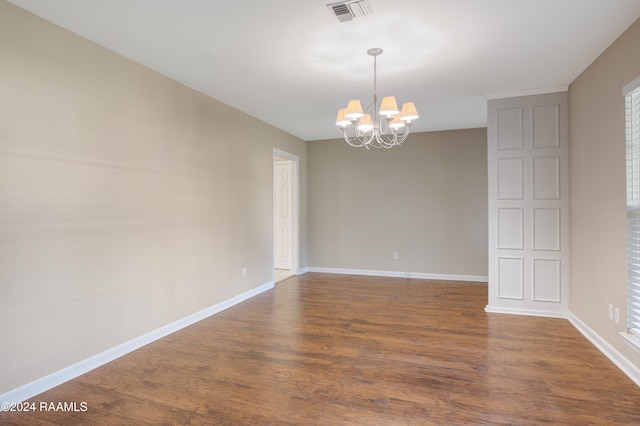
[335,48,419,149]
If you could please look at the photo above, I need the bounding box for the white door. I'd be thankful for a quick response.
[274,160,292,270]
[486,92,569,316]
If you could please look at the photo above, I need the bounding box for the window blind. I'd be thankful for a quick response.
[626,82,640,336]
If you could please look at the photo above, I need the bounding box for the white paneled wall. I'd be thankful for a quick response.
[487,93,569,316]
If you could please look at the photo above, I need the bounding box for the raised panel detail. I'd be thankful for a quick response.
[498,208,523,249]
[497,107,523,150]
[498,257,524,300]
[533,258,561,302]
[532,156,560,200]
[498,157,523,200]
[532,104,560,148]
[533,208,560,251]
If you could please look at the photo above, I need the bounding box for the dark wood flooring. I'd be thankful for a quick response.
[2,273,640,425]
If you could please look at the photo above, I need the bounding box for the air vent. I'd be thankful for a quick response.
[327,0,373,22]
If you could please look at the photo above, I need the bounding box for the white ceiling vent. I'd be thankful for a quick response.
[327,0,374,22]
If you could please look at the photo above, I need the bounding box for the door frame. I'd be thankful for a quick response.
[273,148,300,275]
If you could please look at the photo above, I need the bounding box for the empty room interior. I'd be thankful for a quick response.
[2,0,640,424]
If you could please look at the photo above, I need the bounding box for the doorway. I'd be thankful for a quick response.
[273,149,299,283]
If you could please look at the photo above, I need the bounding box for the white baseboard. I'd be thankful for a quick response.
[568,313,640,388]
[307,267,488,283]
[484,305,569,319]
[298,266,310,275]
[0,281,274,406]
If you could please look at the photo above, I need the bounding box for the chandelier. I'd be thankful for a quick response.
[335,48,419,149]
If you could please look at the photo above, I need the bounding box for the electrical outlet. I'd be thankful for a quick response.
[242,267,247,278]
[614,308,620,324]
[609,304,614,320]
[393,252,399,261]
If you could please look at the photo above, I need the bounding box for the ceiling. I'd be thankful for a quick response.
[8,0,640,141]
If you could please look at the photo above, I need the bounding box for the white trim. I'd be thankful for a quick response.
[568,313,640,388]
[623,75,640,96]
[0,281,274,406]
[307,267,487,283]
[484,305,568,319]
[621,332,640,356]
[298,266,310,275]
[484,87,568,100]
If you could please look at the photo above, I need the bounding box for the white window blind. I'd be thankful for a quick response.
[626,79,640,338]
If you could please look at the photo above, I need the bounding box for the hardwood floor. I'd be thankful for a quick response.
[2,273,640,425]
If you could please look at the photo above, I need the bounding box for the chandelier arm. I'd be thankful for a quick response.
[373,124,410,147]
[342,127,361,147]
[343,126,375,148]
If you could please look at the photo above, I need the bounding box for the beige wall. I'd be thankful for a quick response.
[307,129,488,278]
[569,17,640,368]
[0,1,306,394]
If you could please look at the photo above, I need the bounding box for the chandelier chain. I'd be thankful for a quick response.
[372,54,378,123]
